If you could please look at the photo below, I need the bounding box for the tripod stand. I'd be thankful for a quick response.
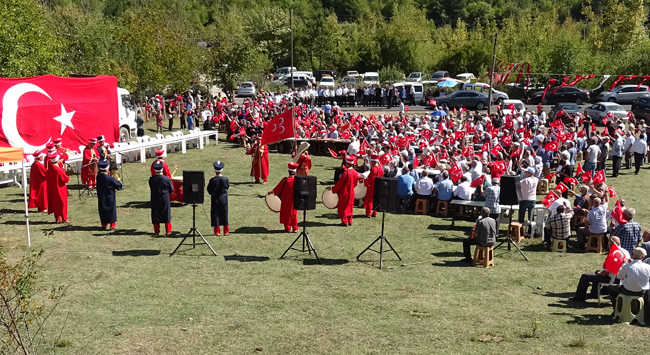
[494,205,529,261]
[357,211,401,269]
[77,162,96,200]
[280,208,321,263]
[170,204,217,256]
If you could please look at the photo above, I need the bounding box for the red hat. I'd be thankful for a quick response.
[155,149,165,157]
[47,153,59,163]
[89,138,97,144]
[345,155,357,165]
[46,143,55,152]
[53,138,62,145]
[370,154,380,162]
[288,162,299,171]
[32,150,45,159]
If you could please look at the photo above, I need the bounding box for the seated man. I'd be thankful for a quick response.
[543,205,574,246]
[547,189,571,218]
[609,247,650,312]
[397,166,415,211]
[433,170,454,205]
[577,197,608,247]
[570,236,628,302]
[461,207,497,264]
[414,169,434,207]
[453,176,473,201]
[612,208,642,254]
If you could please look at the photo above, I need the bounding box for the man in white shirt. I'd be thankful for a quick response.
[518,167,538,223]
[453,176,474,200]
[611,133,624,177]
[632,132,647,175]
[609,248,650,312]
[576,197,608,247]
[547,188,571,217]
[584,138,600,173]
[347,137,360,156]
[624,131,635,169]
[414,170,434,202]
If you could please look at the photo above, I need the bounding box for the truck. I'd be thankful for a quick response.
[117,87,137,143]
[363,72,380,86]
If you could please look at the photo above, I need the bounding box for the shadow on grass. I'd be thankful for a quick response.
[437,236,464,243]
[121,201,150,209]
[0,209,27,214]
[53,225,104,232]
[562,313,614,326]
[112,249,161,257]
[229,181,258,186]
[314,213,340,220]
[303,258,349,266]
[431,260,471,268]
[427,223,453,231]
[3,220,53,225]
[224,254,270,262]
[3,199,26,203]
[234,226,285,234]
[431,251,463,258]
[92,229,143,237]
[520,243,550,252]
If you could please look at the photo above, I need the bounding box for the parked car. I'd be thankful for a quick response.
[584,102,629,123]
[407,72,423,82]
[363,72,379,85]
[426,71,449,83]
[314,70,336,81]
[392,82,424,103]
[501,99,525,116]
[346,71,362,80]
[274,66,296,78]
[631,96,650,120]
[597,85,650,104]
[319,75,335,88]
[436,90,491,110]
[549,103,581,118]
[462,82,508,104]
[455,73,476,82]
[236,81,256,97]
[529,87,590,105]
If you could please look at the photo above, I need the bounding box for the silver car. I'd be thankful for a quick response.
[236,82,256,97]
[598,85,650,104]
[584,102,629,123]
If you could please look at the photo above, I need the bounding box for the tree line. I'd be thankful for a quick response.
[1,0,648,98]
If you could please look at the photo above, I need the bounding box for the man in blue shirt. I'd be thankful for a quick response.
[397,166,415,211]
[433,170,454,205]
[323,101,332,116]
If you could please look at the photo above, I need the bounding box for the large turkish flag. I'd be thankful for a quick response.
[261,109,293,146]
[0,75,119,154]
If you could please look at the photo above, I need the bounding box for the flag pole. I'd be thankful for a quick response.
[22,161,30,247]
[290,9,296,153]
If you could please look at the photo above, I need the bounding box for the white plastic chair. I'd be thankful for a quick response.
[597,274,617,306]
[527,206,549,238]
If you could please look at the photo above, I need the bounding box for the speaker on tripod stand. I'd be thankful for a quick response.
[281,175,321,263]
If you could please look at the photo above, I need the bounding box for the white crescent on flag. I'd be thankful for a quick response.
[2,83,53,153]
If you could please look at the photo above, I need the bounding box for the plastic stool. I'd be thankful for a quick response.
[509,222,524,243]
[473,246,494,267]
[414,199,429,215]
[435,200,450,217]
[613,294,645,325]
[537,179,549,195]
[551,239,568,253]
[586,233,604,253]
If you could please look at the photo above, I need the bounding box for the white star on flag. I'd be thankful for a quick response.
[52,104,75,135]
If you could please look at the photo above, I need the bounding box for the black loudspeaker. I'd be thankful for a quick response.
[183,170,205,204]
[500,175,522,205]
[373,177,398,212]
[293,175,317,210]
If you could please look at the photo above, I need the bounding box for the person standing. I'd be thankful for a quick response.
[632,131,647,175]
[330,155,359,226]
[270,162,299,233]
[247,135,269,184]
[96,135,111,162]
[46,153,70,223]
[624,130,635,169]
[149,160,174,235]
[136,109,145,137]
[96,160,122,230]
[292,142,312,176]
[518,167,538,224]
[611,132,624,177]
[461,207,497,263]
[187,110,195,131]
[484,178,501,233]
[155,109,164,134]
[167,101,177,131]
[28,150,48,213]
[150,149,172,177]
[81,138,99,189]
[207,161,230,235]
[364,154,384,217]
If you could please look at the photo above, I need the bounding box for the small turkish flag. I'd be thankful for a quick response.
[328,148,338,158]
[455,131,466,140]
[379,152,392,166]
[462,146,474,157]
[580,170,593,183]
[450,170,463,183]
[603,242,627,274]
[545,172,557,181]
[608,186,617,198]
[449,163,461,174]
[502,135,512,146]
[261,109,294,145]
[505,120,514,129]
[521,138,530,146]
[508,103,515,111]
[556,109,566,118]
[576,162,583,175]
[578,128,586,138]
[564,177,579,185]
[440,149,449,160]
[405,106,409,113]
[541,191,559,207]
[429,99,436,106]
[470,174,485,187]
[611,199,628,226]
[628,111,634,118]
[555,182,569,193]
[481,142,491,153]
[593,169,606,184]
[602,127,609,136]
[544,141,559,151]
[491,160,506,172]
[0,75,120,154]
[511,148,522,157]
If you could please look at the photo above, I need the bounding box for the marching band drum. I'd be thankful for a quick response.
[265,193,281,213]
[170,176,184,203]
[322,189,339,209]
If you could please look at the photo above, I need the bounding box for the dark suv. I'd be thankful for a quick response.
[631,96,650,120]
[529,87,590,105]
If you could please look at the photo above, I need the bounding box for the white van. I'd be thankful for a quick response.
[363,72,380,85]
[275,66,296,77]
[462,82,509,104]
[455,73,476,82]
[392,82,423,103]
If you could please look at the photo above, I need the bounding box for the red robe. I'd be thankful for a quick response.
[46,163,70,221]
[247,143,269,182]
[81,145,98,186]
[332,167,359,225]
[150,159,172,178]
[363,165,384,216]
[296,153,312,176]
[28,161,48,211]
[272,176,298,231]
[56,148,69,163]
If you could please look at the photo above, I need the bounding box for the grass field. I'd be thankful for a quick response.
[1,121,650,354]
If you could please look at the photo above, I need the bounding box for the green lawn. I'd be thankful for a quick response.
[1,124,649,354]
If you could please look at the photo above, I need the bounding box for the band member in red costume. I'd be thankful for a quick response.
[330,155,359,226]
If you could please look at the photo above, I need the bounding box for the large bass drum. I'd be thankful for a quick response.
[354,180,367,199]
[322,189,339,209]
[265,193,281,213]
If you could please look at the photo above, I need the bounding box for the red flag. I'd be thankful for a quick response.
[544,172,557,181]
[501,135,513,146]
[603,242,627,274]
[521,138,530,146]
[578,128,586,138]
[405,106,409,113]
[511,148,522,157]
[564,177,579,185]
[454,131,466,140]
[379,152,392,166]
[593,170,605,184]
[542,78,557,101]
[611,200,628,226]
[602,127,609,136]
[359,137,370,152]
[556,182,569,193]
[556,109,567,118]
[450,170,463,183]
[491,160,506,172]
[470,175,485,187]
[428,99,436,106]
[507,103,515,111]
[541,191,558,207]
[544,141,559,151]
[580,170,593,183]
[481,142,491,153]
[462,146,474,157]
[608,186,617,198]
[504,119,514,129]
[261,109,294,145]
[591,123,596,132]
[328,148,338,158]
[0,75,120,154]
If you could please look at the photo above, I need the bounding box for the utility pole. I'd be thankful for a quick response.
[290,9,296,149]
[488,32,497,115]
